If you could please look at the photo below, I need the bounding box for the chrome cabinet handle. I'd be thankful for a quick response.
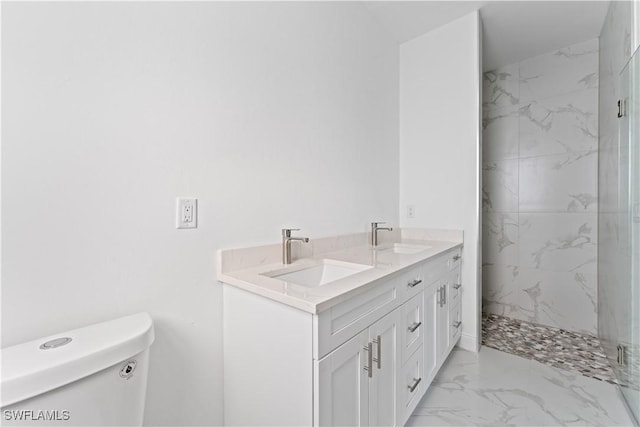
[438,285,445,306]
[408,322,422,333]
[443,285,447,305]
[363,342,373,378]
[373,335,381,369]
[453,254,461,261]
[408,279,422,288]
[453,283,461,290]
[408,377,422,393]
[453,321,462,329]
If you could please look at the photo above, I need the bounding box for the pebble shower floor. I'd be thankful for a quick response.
[482,313,617,384]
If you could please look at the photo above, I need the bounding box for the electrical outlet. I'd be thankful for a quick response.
[176,198,197,229]
[407,205,416,219]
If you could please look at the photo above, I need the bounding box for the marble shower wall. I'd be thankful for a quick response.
[482,39,599,335]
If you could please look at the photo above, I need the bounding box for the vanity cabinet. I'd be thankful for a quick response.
[223,246,463,427]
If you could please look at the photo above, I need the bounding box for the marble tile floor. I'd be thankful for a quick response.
[482,313,616,385]
[407,347,635,427]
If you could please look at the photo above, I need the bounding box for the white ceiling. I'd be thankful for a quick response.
[362,1,610,71]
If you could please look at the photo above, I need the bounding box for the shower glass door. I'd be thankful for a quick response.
[622,45,640,422]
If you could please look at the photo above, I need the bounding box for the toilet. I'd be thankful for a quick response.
[1,313,155,426]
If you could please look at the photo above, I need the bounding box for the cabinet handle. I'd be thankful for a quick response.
[453,283,461,290]
[408,322,422,333]
[408,377,422,393]
[443,285,447,305]
[408,279,422,288]
[373,335,381,369]
[453,254,461,261]
[439,285,446,306]
[363,342,373,378]
[453,321,462,329]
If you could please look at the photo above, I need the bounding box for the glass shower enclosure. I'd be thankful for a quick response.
[619,45,640,423]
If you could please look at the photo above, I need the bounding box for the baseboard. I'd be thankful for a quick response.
[457,332,480,352]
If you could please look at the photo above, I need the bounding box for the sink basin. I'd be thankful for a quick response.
[379,243,431,254]
[265,259,372,288]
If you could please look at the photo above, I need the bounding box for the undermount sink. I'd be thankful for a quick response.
[265,259,372,288]
[379,243,431,254]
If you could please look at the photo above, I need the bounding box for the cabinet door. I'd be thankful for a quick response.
[436,280,450,365]
[369,310,400,427]
[317,329,370,427]
[423,285,438,385]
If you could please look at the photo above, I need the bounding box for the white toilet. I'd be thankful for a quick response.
[1,313,155,426]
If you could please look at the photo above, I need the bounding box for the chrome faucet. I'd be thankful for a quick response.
[371,222,393,247]
[282,228,310,264]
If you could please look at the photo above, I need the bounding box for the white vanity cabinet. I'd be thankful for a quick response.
[222,245,463,427]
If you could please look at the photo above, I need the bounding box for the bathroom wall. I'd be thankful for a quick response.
[399,11,482,351]
[598,0,638,402]
[482,39,599,335]
[1,3,399,425]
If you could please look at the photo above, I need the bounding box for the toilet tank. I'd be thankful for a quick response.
[1,313,155,426]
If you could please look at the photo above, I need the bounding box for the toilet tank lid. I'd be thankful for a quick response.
[1,312,155,408]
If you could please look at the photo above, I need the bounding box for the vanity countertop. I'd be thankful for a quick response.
[217,236,462,314]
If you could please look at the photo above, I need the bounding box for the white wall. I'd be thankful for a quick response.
[399,11,482,351]
[1,2,399,425]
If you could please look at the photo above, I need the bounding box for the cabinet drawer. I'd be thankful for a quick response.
[449,267,461,307]
[316,278,400,359]
[401,293,423,364]
[421,253,449,287]
[398,265,425,300]
[449,301,462,346]
[447,247,462,270]
[398,344,424,426]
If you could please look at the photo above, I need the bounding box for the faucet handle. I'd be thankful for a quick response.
[372,221,386,226]
[282,228,300,238]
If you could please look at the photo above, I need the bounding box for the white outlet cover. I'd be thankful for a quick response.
[176,198,197,229]
[407,205,416,219]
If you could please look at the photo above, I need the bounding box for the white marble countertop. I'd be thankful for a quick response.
[217,231,462,314]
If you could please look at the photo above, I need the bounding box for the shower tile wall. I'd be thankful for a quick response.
[482,39,599,335]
